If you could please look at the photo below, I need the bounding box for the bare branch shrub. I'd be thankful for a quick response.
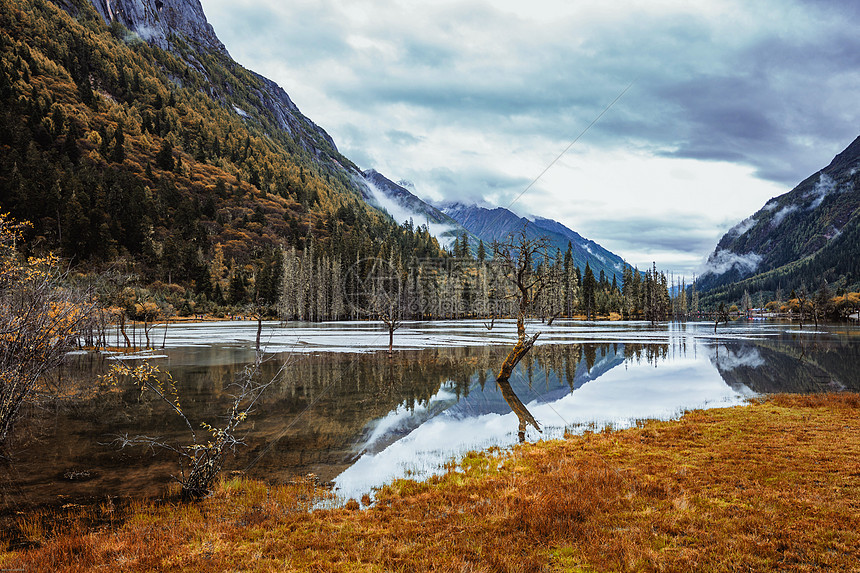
[105,355,283,500]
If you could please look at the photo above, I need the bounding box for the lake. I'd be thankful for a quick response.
[2,319,858,513]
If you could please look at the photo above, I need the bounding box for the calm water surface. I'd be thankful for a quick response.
[2,319,858,512]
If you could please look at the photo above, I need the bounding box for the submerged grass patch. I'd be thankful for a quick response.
[2,393,859,571]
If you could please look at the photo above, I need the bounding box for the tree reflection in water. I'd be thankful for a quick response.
[496,378,540,443]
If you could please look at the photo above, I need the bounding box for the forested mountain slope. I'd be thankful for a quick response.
[0,0,443,311]
[698,135,860,303]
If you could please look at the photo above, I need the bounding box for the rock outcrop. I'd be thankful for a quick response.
[88,0,226,54]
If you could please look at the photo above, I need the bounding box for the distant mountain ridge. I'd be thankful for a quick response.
[699,135,860,300]
[437,202,629,279]
[351,168,629,276]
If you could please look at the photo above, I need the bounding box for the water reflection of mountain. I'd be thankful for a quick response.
[352,343,627,456]
[709,332,860,393]
[451,344,625,417]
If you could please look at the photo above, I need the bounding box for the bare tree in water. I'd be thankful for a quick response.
[492,228,556,439]
[346,257,404,356]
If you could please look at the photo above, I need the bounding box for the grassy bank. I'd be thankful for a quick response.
[2,394,859,572]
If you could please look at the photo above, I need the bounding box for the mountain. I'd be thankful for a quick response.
[698,135,860,302]
[82,0,461,248]
[78,0,226,54]
[437,202,629,280]
[356,166,630,276]
[0,0,635,325]
[77,0,341,160]
[0,0,445,313]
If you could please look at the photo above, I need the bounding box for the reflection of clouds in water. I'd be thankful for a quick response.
[333,350,749,503]
[335,410,527,504]
[708,345,766,370]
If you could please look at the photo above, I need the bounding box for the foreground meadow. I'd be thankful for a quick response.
[2,393,858,572]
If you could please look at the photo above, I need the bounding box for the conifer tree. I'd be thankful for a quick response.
[112,123,125,163]
[583,263,596,319]
[156,138,174,171]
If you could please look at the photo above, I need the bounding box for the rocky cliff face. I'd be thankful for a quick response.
[88,0,225,54]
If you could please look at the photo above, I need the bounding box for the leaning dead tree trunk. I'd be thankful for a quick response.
[495,311,542,438]
[492,227,556,439]
[546,309,562,326]
[496,315,540,382]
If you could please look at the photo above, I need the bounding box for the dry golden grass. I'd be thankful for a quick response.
[2,393,859,572]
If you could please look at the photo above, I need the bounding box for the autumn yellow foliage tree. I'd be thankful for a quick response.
[0,212,95,447]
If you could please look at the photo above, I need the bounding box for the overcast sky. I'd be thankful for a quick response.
[202,0,859,277]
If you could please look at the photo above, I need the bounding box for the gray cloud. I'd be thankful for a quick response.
[587,216,720,255]
[205,1,860,179]
[202,0,860,274]
[423,166,533,205]
[385,130,423,147]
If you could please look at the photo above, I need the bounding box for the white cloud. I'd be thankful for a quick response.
[770,204,799,227]
[702,249,763,277]
[363,178,458,248]
[806,173,838,209]
[709,346,766,370]
[727,216,757,238]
